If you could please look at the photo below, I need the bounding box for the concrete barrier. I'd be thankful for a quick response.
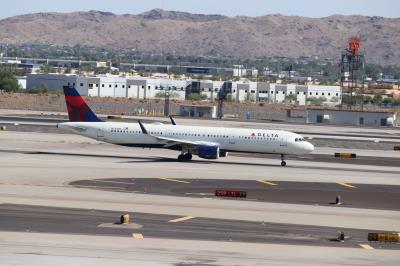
[334,153,356,158]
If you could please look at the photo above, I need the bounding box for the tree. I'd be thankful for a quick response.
[330,96,340,103]
[245,93,256,102]
[64,67,72,74]
[363,95,372,104]
[0,69,20,92]
[372,94,383,105]
[393,99,400,106]
[307,97,327,106]
[382,97,393,106]
[284,94,297,104]
[40,65,52,74]
[187,93,208,101]
[155,91,180,99]
[28,85,48,94]
[94,67,109,75]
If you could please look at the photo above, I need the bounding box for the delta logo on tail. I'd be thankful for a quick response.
[63,86,102,122]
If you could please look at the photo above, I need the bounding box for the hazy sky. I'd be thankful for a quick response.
[2,0,399,19]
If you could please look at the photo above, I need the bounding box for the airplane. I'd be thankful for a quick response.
[57,85,314,166]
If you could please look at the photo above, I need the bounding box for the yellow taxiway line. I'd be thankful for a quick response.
[169,216,195,223]
[359,244,374,250]
[159,177,191,184]
[337,182,356,188]
[132,233,144,239]
[256,179,278,186]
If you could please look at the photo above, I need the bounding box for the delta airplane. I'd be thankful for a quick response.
[58,86,314,166]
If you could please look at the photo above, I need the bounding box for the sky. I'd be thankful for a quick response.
[2,0,399,19]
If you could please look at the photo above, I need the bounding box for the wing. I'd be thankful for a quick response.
[154,136,218,148]
[138,120,218,148]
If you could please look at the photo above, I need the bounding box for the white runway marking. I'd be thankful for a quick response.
[359,244,374,250]
[159,177,190,184]
[169,216,195,223]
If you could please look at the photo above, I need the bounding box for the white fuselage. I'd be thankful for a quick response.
[58,121,314,156]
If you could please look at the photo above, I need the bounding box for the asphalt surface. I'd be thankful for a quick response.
[1,146,400,169]
[1,204,397,249]
[70,178,400,211]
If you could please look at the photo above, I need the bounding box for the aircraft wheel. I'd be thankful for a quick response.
[185,153,193,161]
[178,154,185,162]
[281,161,287,167]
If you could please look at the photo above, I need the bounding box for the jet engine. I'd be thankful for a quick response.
[197,145,220,159]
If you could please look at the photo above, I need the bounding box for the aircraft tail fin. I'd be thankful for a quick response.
[63,85,103,122]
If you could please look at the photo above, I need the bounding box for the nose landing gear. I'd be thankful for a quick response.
[280,154,287,167]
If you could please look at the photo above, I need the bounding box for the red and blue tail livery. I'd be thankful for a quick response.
[63,85,102,122]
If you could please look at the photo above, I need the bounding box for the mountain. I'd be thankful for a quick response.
[0,9,399,65]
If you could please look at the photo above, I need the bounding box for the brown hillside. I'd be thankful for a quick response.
[0,9,399,65]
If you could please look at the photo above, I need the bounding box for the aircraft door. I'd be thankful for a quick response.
[279,135,287,148]
[97,129,105,140]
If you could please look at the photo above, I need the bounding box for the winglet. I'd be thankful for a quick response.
[138,120,148,134]
[169,115,177,125]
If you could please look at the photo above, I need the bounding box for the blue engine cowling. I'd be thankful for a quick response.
[198,145,220,160]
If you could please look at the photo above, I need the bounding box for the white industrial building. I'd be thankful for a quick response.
[26,74,341,105]
[284,108,399,127]
[306,109,399,127]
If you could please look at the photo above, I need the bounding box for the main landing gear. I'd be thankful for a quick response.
[280,154,287,167]
[178,153,192,162]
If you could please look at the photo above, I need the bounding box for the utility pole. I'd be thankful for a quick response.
[217,81,232,119]
[164,89,170,117]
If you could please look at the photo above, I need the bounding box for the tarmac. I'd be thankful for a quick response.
[3,204,393,249]
[70,178,400,211]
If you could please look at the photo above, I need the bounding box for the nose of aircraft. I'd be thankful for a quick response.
[304,141,315,153]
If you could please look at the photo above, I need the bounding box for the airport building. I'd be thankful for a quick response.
[285,108,399,127]
[26,73,341,105]
[306,109,399,127]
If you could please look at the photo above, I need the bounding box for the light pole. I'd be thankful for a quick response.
[164,89,170,117]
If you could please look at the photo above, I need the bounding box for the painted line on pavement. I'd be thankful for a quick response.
[338,182,356,188]
[159,177,191,184]
[94,180,135,185]
[132,233,144,239]
[256,179,278,186]
[169,216,195,223]
[359,244,374,250]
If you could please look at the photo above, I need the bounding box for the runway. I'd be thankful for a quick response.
[1,204,398,250]
[70,178,400,211]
